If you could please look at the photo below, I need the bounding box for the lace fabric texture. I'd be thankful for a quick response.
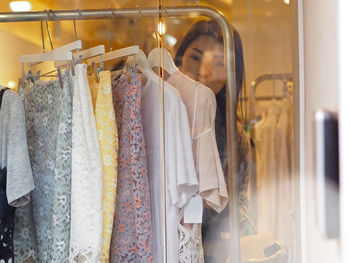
[109,72,154,262]
[0,167,15,263]
[70,64,103,263]
[178,221,204,263]
[88,71,118,262]
[14,75,72,262]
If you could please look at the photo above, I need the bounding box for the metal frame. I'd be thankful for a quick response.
[251,73,293,97]
[0,6,239,263]
[250,73,293,121]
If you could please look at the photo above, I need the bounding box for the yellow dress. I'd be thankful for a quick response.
[89,71,118,262]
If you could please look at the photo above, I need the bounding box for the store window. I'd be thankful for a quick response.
[0,0,299,263]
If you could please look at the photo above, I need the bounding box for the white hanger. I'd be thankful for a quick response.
[147,47,178,75]
[125,48,152,73]
[87,45,140,67]
[55,44,105,68]
[20,41,82,79]
[52,40,82,53]
[19,20,78,89]
[20,16,78,65]
[19,48,73,65]
[77,45,105,61]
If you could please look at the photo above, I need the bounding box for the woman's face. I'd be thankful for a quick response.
[181,35,227,95]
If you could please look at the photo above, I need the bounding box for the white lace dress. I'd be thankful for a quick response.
[69,64,103,263]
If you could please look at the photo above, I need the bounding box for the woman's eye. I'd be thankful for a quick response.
[190,54,201,62]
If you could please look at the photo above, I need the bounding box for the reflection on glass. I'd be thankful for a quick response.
[174,20,250,262]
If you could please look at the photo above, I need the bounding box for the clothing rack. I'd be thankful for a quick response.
[249,73,293,226]
[250,73,293,97]
[0,6,240,263]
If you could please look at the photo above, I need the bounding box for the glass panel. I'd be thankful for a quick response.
[161,1,299,263]
[0,0,301,262]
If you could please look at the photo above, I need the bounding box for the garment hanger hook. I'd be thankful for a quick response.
[40,20,46,54]
[107,16,112,52]
[45,9,54,50]
[73,18,79,61]
[73,19,78,41]
[152,17,159,43]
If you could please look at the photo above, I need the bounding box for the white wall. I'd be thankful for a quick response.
[301,0,341,262]
[338,1,350,262]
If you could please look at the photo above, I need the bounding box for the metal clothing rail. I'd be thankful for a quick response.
[0,6,239,263]
[249,73,293,120]
[251,73,293,97]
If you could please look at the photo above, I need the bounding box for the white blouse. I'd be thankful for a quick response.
[167,70,228,213]
[141,70,199,263]
[167,70,228,263]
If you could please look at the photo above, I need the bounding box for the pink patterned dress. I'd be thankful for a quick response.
[110,72,154,262]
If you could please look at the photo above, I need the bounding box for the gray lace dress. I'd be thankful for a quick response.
[14,75,72,263]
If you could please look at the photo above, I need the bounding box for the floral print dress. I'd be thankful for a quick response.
[110,72,154,262]
[14,75,72,263]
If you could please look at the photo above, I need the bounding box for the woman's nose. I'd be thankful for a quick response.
[199,62,211,82]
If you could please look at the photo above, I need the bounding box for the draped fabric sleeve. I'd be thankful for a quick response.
[193,87,228,213]
[165,87,199,208]
[5,91,34,207]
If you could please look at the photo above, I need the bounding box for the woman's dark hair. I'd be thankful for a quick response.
[174,20,247,123]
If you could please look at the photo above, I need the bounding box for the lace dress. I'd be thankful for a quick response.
[88,71,118,262]
[0,89,13,263]
[14,75,73,262]
[109,72,154,262]
[69,64,103,263]
[0,167,15,263]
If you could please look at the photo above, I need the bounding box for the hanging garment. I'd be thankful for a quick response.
[275,102,294,249]
[0,166,15,263]
[70,63,103,263]
[13,200,37,262]
[167,70,228,263]
[255,102,280,238]
[213,86,250,220]
[88,71,118,263]
[199,84,251,263]
[167,71,227,212]
[178,212,204,263]
[0,87,34,263]
[15,75,72,262]
[110,72,154,262]
[254,99,295,254]
[141,70,198,263]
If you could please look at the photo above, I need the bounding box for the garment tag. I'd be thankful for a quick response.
[184,194,203,224]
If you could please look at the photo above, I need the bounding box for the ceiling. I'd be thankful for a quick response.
[0,0,292,58]
[0,0,293,94]
[0,0,291,18]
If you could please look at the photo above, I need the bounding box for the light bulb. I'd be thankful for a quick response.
[9,1,32,12]
[283,0,290,5]
[158,22,166,36]
[7,80,16,89]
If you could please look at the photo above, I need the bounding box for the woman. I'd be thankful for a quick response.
[175,20,250,262]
